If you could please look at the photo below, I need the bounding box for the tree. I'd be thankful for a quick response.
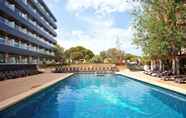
[64,46,94,64]
[124,53,139,62]
[100,51,107,59]
[53,44,65,63]
[90,55,103,63]
[99,48,125,64]
[133,0,186,74]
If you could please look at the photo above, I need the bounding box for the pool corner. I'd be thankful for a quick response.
[0,73,74,111]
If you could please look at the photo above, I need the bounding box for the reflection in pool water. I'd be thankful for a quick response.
[0,74,186,118]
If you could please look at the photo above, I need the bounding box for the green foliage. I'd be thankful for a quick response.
[124,53,139,62]
[64,46,95,64]
[90,55,103,63]
[140,55,151,65]
[133,0,186,61]
[99,48,125,64]
[100,51,107,59]
[53,44,65,63]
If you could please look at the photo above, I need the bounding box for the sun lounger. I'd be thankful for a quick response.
[174,75,186,83]
[161,76,172,81]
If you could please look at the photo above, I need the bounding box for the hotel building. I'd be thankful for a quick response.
[0,0,57,65]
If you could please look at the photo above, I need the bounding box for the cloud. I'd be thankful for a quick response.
[45,0,142,55]
[66,0,140,15]
[58,24,141,55]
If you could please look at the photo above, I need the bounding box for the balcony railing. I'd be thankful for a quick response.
[0,37,54,56]
[0,15,55,49]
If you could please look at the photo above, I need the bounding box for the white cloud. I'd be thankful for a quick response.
[45,0,142,55]
[58,24,141,55]
[80,15,114,28]
[66,0,140,15]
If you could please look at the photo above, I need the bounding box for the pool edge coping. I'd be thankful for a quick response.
[1,72,186,111]
[0,73,74,111]
[116,72,186,96]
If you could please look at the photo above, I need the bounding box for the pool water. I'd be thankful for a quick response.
[1,74,186,118]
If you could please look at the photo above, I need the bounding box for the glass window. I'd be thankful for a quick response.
[21,56,28,64]
[14,40,19,48]
[7,38,15,46]
[0,53,5,63]
[0,31,5,44]
[8,55,16,64]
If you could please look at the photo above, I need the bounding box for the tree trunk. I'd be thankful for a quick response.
[151,60,154,71]
[159,59,163,72]
[154,60,157,71]
[151,60,156,71]
[176,56,180,75]
[172,57,176,75]
[162,63,165,72]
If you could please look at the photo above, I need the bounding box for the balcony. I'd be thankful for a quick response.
[27,4,57,36]
[38,0,57,22]
[31,0,57,32]
[0,36,54,58]
[0,1,56,44]
[0,43,54,58]
[13,0,57,39]
[0,16,53,50]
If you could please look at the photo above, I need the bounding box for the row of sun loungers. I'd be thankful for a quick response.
[161,75,186,83]
[144,70,172,77]
[144,70,186,84]
[54,66,119,73]
[0,64,41,81]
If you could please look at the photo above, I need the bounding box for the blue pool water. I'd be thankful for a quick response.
[1,74,186,118]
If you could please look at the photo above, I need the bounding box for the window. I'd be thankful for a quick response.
[8,55,16,64]
[5,1,15,11]
[6,38,15,46]
[21,56,28,64]
[14,40,19,48]
[0,31,5,44]
[22,0,27,4]
[0,53,5,63]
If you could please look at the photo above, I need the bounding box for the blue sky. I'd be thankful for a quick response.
[45,0,142,55]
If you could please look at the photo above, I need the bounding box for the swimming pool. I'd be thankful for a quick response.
[1,74,186,118]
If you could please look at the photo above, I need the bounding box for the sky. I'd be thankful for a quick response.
[45,0,142,56]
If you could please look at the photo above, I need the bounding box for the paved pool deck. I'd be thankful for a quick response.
[0,72,73,111]
[117,69,186,95]
[1,69,186,111]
